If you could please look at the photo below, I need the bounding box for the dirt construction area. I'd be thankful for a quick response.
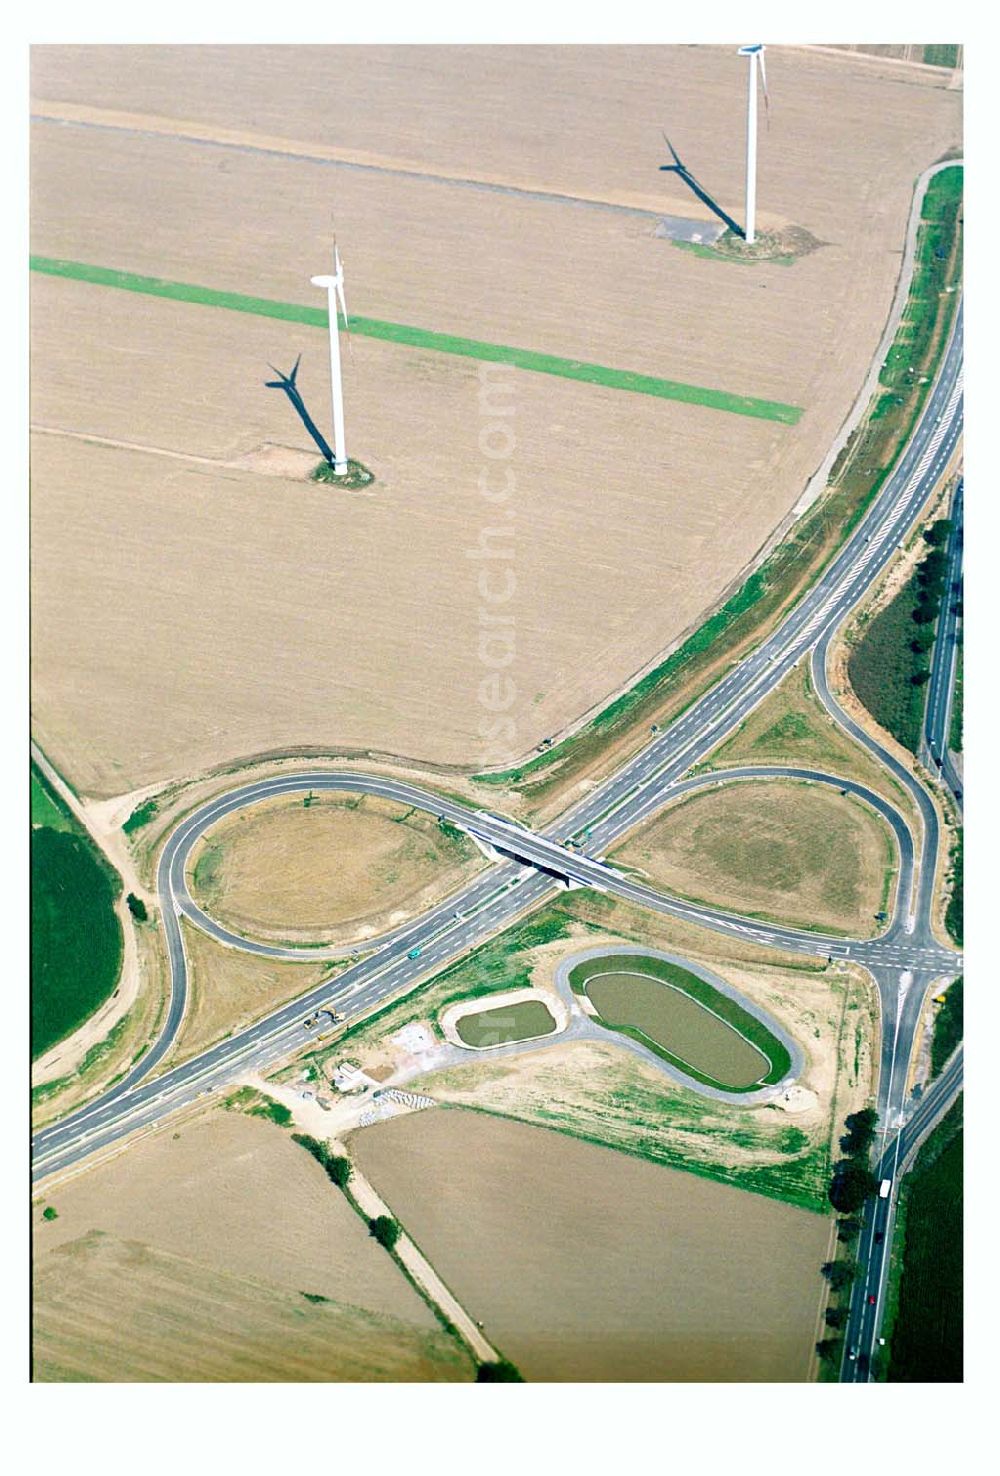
[187,790,483,944]
[350,1107,832,1381]
[30,46,961,796]
[32,1110,472,1381]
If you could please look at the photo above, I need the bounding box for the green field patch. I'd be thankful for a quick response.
[191,841,224,906]
[567,952,790,1092]
[923,44,960,68]
[455,999,557,1048]
[848,518,955,754]
[949,633,963,752]
[930,976,962,1077]
[31,827,123,1058]
[123,798,158,836]
[31,764,76,833]
[887,1098,962,1381]
[29,255,802,425]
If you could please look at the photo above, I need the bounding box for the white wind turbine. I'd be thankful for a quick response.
[311,242,350,475]
[737,44,769,245]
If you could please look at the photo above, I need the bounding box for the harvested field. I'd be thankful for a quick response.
[166,920,331,1064]
[33,1233,469,1383]
[32,1110,469,1381]
[29,46,961,797]
[187,791,482,944]
[28,284,788,795]
[611,778,894,936]
[350,1108,831,1381]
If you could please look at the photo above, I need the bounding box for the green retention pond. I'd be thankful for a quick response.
[456,998,557,1049]
[568,953,791,1092]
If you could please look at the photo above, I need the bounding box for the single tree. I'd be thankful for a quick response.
[840,1109,878,1157]
[911,669,931,687]
[830,1160,878,1214]
[836,1217,862,1244]
[815,1338,842,1363]
[476,1360,523,1382]
[918,547,948,581]
[923,519,952,547]
[368,1215,400,1251]
[324,1155,351,1188]
[126,893,148,922]
[825,1305,849,1329]
[821,1260,857,1292]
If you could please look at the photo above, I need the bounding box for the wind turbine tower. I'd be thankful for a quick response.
[311,243,350,475]
[737,44,768,245]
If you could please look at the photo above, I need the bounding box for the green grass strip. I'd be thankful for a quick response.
[29,255,803,425]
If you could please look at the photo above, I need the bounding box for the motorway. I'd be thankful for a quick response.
[32,292,963,1189]
[921,476,964,810]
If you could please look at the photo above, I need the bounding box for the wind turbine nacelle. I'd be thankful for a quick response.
[738,43,764,56]
[311,275,338,288]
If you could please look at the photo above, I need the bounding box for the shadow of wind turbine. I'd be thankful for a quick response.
[264,355,336,465]
[659,133,745,239]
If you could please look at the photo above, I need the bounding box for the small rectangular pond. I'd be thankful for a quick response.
[456,999,557,1049]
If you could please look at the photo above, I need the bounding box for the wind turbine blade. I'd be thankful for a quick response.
[340,287,355,363]
[661,131,683,170]
[758,51,770,128]
[290,353,302,385]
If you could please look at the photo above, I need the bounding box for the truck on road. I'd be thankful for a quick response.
[879,1178,892,1199]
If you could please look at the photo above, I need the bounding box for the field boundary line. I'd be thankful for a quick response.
[32,424,223,468]
[31,97,695,219]
[29,254,803,424]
